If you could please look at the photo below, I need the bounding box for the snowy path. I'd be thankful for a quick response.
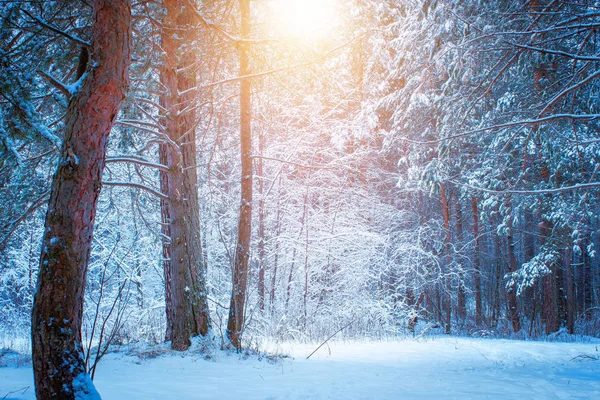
[2,337,600,399]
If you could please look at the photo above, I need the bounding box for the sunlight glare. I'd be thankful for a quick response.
[268,0,337,41]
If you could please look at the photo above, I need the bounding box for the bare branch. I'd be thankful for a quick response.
[539,67,600,115]
[512,43,600,62]
[405,113,600,145]
[183,0,275,45]
[22,10,91,48]
[251,155,336,170]
[103,181,169,200]
[0,190,50,248]
[115,120,164,136]
[455,181,600,196]
[105,156,170,172]
[199,31,376,89]
[39,70,72,99]
[134,97,168,113]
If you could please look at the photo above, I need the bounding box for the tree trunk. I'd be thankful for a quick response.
[583,234,593,320]
[285,192,309,312]
[471,197,483,326]
[521,208,536,333]
[270,176,282,310]
[408,292,425,334]
[529,286,538,336]
[227,0,252,349]
[31,1,131,398]
[159,147,173,341]
[455,197,467,321]
[492,232,503,328]
[303,210,310,327]
[160,0,210,350]
[440,182,452,334]
[542,269,560,334]
[505,197,521,333]
[257,130,266,313]
[556,257,567,329]
[540,219,560,334]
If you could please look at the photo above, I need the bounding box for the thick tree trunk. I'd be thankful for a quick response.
[160,0,210,350]
[227,0,252,349]
[471,198,483,325]
[159,147,173,341]
[31,1,131,398]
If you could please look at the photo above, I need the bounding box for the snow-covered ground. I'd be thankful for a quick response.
[2,337,600,399]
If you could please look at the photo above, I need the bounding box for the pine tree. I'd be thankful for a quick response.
[31,0,131,397]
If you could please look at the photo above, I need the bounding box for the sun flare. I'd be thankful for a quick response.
[268,0,338,41]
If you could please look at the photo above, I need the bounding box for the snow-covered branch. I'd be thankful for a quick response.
[22,10,91,48]
[105,156,169,172]
[406,114,600,145]
[455,181,600,195]
[251,156,336,171]
[103,181,169,200]
[0,190,50,248]
[39,70,73,99]
[512,43,600,61]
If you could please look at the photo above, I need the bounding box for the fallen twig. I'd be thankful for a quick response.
[306,319,354,360]
[571,354,599,362]
[2,386,30,399]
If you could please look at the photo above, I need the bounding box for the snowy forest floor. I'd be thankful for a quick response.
[2,337,600,399]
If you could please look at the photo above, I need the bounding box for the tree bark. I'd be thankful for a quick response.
[471,197,483,325]
[257,130,266,313]
[492,231,503,328]
[582,234,593,320]
[540,219,560,334]
[408,292,425,334]
[455,197,467,321]
[227,0,252,349]
[285,192,308,311]
[303,209,310,328]
[31,1,131,398]
[159,146,173,341]
[505,197,521,333]
[440,182,452,334]
[270,176,283,310]
[160,0,210,350]
[521,208,536,332]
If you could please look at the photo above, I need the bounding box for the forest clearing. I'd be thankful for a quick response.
[2,338,600,399]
